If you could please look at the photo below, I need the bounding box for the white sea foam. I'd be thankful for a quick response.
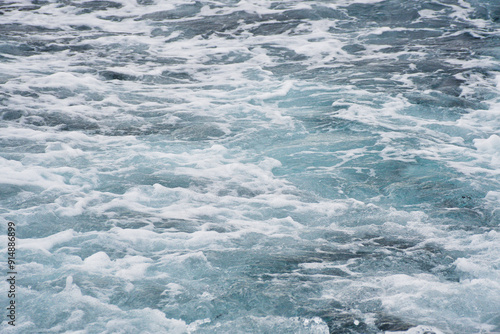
[1,0,499,333]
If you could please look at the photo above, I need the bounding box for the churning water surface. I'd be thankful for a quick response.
[0,0,500,333]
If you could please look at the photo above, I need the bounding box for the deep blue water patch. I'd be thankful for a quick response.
[0,0,499,333]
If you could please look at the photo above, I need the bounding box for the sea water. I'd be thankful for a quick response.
[0,0,499,333]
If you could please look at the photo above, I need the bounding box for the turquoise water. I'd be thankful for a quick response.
[1,0,499,333]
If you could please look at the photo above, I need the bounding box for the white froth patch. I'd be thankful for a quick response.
[418,9,443,19]
[83,251,113,270]
[0,127,94,142]
[67,251,154,281]
[206,315,329,334]
[18,229,76,254]
[444,56,497,69]
[114,256,153,280]
[379,271,500,331]
[0,156,77,191]
[454,258,494,279]
[51,275,188,333]
[162,283,185,297]
[28,72,105,90]
[449,230,500,280]
[56,190,105,217]
[390,325,445,334]
[254,80,294,100]
[484,191,500,214]
[474,135,500,167]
